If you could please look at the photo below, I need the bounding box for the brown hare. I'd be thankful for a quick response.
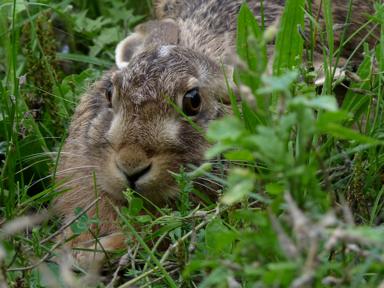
[53,0,379,267]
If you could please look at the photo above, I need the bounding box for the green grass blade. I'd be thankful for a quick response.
[273,0,305,74]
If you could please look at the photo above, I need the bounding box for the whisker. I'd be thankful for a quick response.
[203,171,228,178]
[55,166,99,177]
[191,181,220,193]
[195,176,225,188]
[205,159,251,163]
[26,167,97,189]
[17,136,63,147]
[204,159,260,168]
[23,151,91,159]
[13,158,54,175]
[60,182,102,197]
[54,174,96,190]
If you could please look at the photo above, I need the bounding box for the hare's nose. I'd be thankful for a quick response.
[120,163,152,190]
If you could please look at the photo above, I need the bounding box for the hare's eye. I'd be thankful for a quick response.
[106,82,113,108]
[182,88,201,116]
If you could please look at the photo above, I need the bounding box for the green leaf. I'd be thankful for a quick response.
[344,226,384,243]
[317,111,350,124]
[236,3,268,109]
[200,267,230,288]
[187,162,213,179]
[221,168,255,205]
[224,149,254,161]
[236,3,264,70]
[70,208,90,235]
[242,101,266,131]
[205,219,236,255]
[317,122,383,145]
[264,262,297,286]
[342,46,373,120]
[56,53,113,67]
[73,12,110,34]
[246,126,289,166]
[266,183,284,196]
[289,95,338,112]
[273,0,305,73]
[205,142,233,159]
[129,197,143,216]
[257,71,299,94]
[136,215,152,223]
[206,116,246,142]
[90,27,121,56]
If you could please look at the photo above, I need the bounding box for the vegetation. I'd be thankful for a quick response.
[1,0,384,287]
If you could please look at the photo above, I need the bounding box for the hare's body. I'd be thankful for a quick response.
[54,0,379,266]
[154,0,377,60]
[155,0,284,60]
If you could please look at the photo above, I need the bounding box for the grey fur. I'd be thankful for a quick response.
[54,0,379,266]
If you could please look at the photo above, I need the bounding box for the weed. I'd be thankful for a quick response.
[1,0,384,287]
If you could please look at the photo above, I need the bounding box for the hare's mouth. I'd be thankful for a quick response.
[118,163,152,192]
[112,163,177,203]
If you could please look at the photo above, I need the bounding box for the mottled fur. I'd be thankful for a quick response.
[54,46,231,260]
[155,0,378,60]
[54,0,379,266]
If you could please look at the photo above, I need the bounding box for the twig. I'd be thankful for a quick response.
[0,211,50,239]
[268,209,299,258]
[140,268,180,288]
[7,197,101,272]
[159,206,221,265]
[112,206,178,288]
[118,206,222,288]
[130,244,140,278]
[106,260,123,287]
[0,259,8,288]
[106,251,132,288]
[87,227,113,268]
[39,196,101,245]
[142,232,169,273]
[117,263,175,288]
[7,239,63,272]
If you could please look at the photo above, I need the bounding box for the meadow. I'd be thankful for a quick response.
[1,0,384,287]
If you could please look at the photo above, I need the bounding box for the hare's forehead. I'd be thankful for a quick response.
[133,47,191,71]
[157,45,176,58]
[129,45,216,74]
[117,52,196,85]
[114,46,216,96]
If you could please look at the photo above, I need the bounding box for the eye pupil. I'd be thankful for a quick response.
[182,88,201,116]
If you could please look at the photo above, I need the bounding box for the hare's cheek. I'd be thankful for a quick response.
[98,159,128,200]
[105,113,130,145]
[136,156,181,200]
[179,121,209,155]
[86,110,113,145]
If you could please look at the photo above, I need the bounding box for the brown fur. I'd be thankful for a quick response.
[54,0,379,267]
[54,47,231,265]
[153,0,378,60]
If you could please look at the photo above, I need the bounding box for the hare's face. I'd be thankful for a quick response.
[96,46,231,203]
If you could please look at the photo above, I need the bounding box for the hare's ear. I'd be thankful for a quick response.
[154,0,181,19]
[115,19,180,69]
[115,32,145,69]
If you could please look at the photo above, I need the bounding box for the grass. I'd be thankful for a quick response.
[1,0,384,287]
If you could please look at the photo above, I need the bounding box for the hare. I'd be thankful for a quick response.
[53,0,379,267]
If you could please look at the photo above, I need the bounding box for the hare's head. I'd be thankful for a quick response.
[92,19,234,204]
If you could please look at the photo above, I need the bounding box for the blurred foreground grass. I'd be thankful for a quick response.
[1,0,384,287]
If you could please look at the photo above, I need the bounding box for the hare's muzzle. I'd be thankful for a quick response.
[117,162,152,191]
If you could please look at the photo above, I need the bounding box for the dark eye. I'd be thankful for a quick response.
[106,82,113,108]
[182,88,201,116]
